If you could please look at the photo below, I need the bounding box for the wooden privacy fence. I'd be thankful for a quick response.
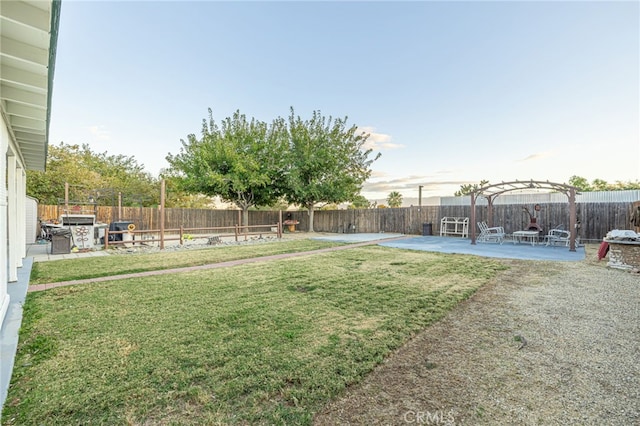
[282,203,636,242]
[38,201,637,243]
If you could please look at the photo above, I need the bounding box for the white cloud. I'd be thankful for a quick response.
[361,173,470,201]
[369,170,388,178]
[517,151,552,162]
[87,125,110,141]
[358,126,404,150]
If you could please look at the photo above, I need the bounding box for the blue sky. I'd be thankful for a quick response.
[49,0,639,204]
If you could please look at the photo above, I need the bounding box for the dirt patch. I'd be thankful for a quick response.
[314,245,640,425]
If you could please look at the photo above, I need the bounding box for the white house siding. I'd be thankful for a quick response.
[0,120,29,327]
[7,154,18,282]
[18,167,26,263]
[0,117,9,326]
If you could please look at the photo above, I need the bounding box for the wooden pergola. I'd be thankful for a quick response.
[470,180,580,251]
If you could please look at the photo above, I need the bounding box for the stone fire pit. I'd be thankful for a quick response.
[604,230,640,271]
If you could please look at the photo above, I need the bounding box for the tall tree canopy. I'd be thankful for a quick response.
[568,175,640,191]
[348,194,373,209]
[454,176,639,196]
[454,180,490,197]
[165,109,288,227]
[387,191,403,208]
[26,142,159,206]
[285,108,380,232]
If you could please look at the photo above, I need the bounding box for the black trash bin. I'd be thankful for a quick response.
[422,222,433,236]
[50,228,72,254]
[108,221,134,241]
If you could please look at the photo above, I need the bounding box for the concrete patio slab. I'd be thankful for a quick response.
[26,242,110,263]
[378,235,586,261]
[311,233,405,243]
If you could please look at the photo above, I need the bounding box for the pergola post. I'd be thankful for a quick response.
[569,188,577,252]
[487,198,494,228]
[470,193,477,245]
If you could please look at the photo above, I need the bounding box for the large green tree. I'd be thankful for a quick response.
[284,109,380,232]
[26,142,159,206]
[165,109,288,227]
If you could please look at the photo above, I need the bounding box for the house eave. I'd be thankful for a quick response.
[0,0,61,170]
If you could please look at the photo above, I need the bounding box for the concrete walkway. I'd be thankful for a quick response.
[26,242,110,262]
[0,258,31,411]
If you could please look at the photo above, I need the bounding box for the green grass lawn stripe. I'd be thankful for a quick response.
[4,245,507,425]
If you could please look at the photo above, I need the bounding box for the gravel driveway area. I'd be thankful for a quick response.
[315,246,639,425]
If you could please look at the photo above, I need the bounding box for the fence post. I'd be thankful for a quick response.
[235,224,239,242]
[104,228,109,250]
[179,225,184,245]
[278,210,283,238]
[160,179,165,250]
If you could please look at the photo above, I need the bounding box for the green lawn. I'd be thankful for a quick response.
[29,239,343,285]
[4,244,508,425]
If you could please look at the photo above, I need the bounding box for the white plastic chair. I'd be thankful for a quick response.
[477,221,506,244]
[545,227,571,246]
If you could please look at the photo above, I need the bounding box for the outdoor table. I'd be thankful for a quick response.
[512,230,539,246]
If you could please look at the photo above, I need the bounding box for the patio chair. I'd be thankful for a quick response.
[477,221,506,244]
[545,226,571,246]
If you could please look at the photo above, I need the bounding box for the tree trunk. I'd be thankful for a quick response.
[242,206,249,233]
[235,200,251,233]
[308,202,315,233]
